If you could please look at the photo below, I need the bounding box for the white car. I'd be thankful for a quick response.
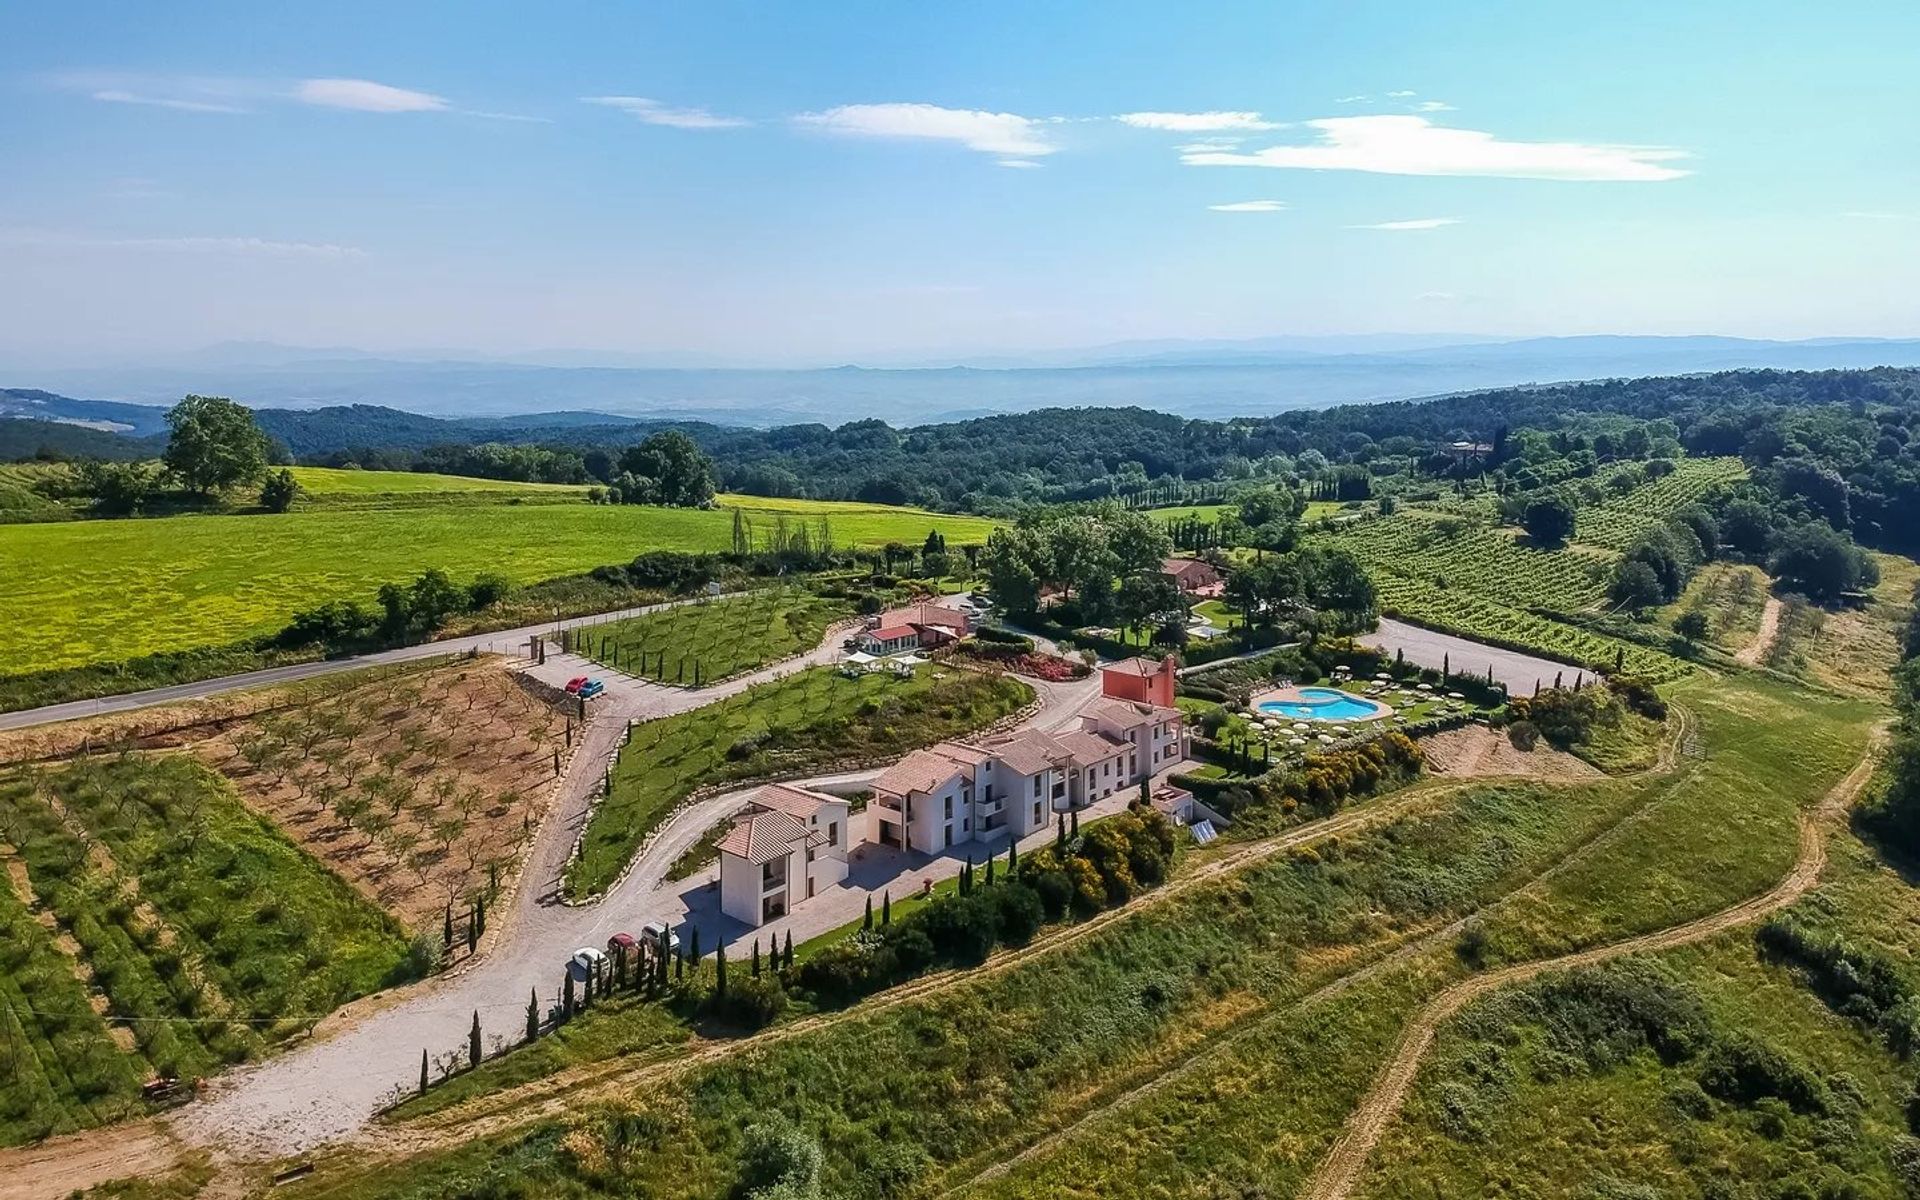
[641,921,681,955]
[570,946,607,974]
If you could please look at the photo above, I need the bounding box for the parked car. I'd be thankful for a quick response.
[569,946,606,979]
[641,920,681,955]
[578,679,606,699]
[606,931,637,954]
[563,676,589,694]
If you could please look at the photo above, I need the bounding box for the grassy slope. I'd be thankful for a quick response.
[0,497,994,673]
[566,664,1032,898]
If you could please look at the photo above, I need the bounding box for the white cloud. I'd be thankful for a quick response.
[1209,200,1288,212]
[92,89,246,114]
[1349,217,1460,230]
[294,78,447,113]
[996,159,1043,169]
[584,96,750,129]
[1386,90,1416,99]
[1413,100,1456,112]
[1180,116,1689,181]
[794,103,1056,158]
[0,228,364,258]
[1335,94,1371,104]
[1117,110,1283,133]
[1416,290,1459,301]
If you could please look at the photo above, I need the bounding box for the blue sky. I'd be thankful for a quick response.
[3,1,1917,364]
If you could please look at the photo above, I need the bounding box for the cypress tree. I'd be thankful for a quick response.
[783,930,794,968]
[752,937,762,977]
[1056,814,1066,850]
[1070,809,1080,838]
[419,1047,428,1095]
[881,891,891,925]
[1139,777,1150,806]
[863,895,874,930]
[1442,652,1450,679]
[563,971,576,1017]
[690,926,701,962]
[468,1011,482,1069]
[1007,840,1017,875]
[675,947,684,982]
[715,942,728,999]
[985,854,995,886]
[442,904,453,951]
[465,900,478,954]
[526,987,540,1042]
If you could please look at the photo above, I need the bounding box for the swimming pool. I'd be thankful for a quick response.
[1255,687,1387,722]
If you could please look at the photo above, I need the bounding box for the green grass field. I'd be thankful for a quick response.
[565,663,1032,898]
[0,754,410,1145]
[567,588,852,684]
[0,494,994,674]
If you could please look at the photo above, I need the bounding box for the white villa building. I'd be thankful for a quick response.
[866,696,1187,854]
[716,783,851,928]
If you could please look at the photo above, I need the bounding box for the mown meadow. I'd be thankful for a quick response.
[0,481,994,674]
[0,754,410,1145]
[565,663,1032,898]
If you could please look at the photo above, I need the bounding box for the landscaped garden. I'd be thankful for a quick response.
[563,588,853,685]
[563,663,1032,898]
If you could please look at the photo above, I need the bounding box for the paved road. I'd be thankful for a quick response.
[1361,617,1586,694]
[169,641,1105,1159]
[0,594,739,733]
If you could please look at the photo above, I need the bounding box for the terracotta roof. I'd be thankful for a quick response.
[878,600,970,630]
[977,728,1067,776]
[747,783,842,822]
[867,624,919,641]
[1056,729,1128,765]
[874,747,972,797]
[1084,696,1182,728]
[716,809,818,865]
[1104,656,1172,679]
[1162,556,1217,580]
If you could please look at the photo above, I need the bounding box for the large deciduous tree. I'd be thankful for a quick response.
[163,394,270,496]
[616,431,717,508]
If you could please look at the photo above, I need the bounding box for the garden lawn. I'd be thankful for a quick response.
[564,664,1032,898]
[0,497,995,673]
[569,588,852,685]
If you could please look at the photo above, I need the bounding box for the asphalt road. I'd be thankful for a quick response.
[0,594,730,733]
[1362,617,1585,693]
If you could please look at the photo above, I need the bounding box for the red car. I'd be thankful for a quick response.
[564,676,589,694]
[607,932,637,953]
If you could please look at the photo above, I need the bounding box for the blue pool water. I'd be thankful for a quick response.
[1256,687,1383,722]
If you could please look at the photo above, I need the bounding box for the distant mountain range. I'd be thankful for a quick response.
[6,334,1920,429]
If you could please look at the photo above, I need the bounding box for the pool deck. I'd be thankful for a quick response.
[1250,684,1394,723]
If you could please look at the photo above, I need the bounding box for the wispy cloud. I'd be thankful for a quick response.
[1180,116,1689,182]
[997,159,1044,169]
[1386,90,1416,99]
[1349,217,1460,230]
[1412,100,1456,112]
[1117,110,1284,133]
[1334,94,1371,104]
[1176,138,1244,153]
[584,96,750,129]
[794,103,1056,158]
[0,228,365,258]
[294,78,447,113]
[1209,200,1288,212]
[91,89,246,114]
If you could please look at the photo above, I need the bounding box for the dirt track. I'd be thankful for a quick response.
[1735,595,1785,668]
[1298,724,1886,1200]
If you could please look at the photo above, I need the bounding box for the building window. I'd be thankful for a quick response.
[1032,777,1042,797]
[944,826,953,848]
[944,795,954,819]
[828,821,839,847]
[1033,801,1042,823]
